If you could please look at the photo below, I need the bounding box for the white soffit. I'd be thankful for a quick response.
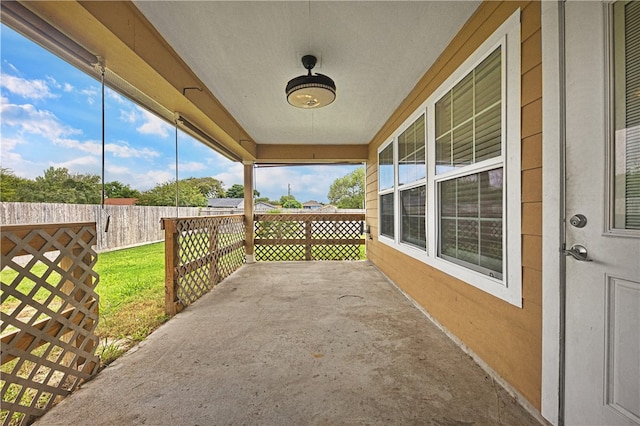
[133,1,480,145]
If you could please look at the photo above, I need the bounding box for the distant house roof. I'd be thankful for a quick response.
[302,200,322,210]
[104,198,137,206]
[207,198,244,208]
[255,201,277,211]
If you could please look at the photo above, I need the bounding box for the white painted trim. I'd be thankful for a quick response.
[541,2,563,425]
[379,267,552,426]
[376,9,522,307]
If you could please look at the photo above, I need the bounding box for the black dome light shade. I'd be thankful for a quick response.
[286,55,336,109]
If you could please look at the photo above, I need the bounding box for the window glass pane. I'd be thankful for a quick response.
[438,168,503,279]
[475,104,502,162]
[398,115,426,185]
[452,74,473,127]
[379,143,394,191]
[435,47,502,174]
[380,193,395,238]
[475,48,502,113]
[452,121,474,166]
[436,93,451,136]
[400,186,426,249]
[613,0,640,230]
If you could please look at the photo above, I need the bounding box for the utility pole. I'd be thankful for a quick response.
[288,183,291,198]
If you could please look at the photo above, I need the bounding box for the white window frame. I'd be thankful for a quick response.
[377,10,521,306]
[378,137,396,245]
[397,111,427,252]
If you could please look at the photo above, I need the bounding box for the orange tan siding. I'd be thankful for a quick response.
[365,1,543,410]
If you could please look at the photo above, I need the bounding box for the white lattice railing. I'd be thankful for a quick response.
[254,213,365,261]
[1,222,100,426]
[162,215,245,316]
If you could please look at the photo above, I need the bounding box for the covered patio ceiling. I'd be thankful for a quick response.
[3,1,480,163]
[132,1,480,147]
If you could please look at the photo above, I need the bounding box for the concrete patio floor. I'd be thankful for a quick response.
[37,261,542,426]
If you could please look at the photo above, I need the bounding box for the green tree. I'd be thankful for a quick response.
[0,168,29,201]
[185,177,225,198]
[328,167,365,209]
[225,184,260,199]
[279,195,302,209]
[25,167,101,204]
[137,180,207,207]
[104,181,141,199]
[255,196,277,205]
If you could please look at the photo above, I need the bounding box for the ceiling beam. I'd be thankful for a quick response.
[256,144,368,164]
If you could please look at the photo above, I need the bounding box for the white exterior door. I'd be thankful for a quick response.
[564,1,640,425]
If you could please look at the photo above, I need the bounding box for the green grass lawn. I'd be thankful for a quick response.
[93,242,168,344]
[1,243,168,361]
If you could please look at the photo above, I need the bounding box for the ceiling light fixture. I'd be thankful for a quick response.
[286,55,336,109]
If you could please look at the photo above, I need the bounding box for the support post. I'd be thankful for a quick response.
[243,161,255,263]
[163,218,181,316]
[305,217,312,260]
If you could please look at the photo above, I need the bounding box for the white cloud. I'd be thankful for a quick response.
[212,162,244,189]
[136,170,175,190]
[54,138,160,159]
[101,166,174,191]
[107,143,160,159]
[0,135,42,179]
[46,76,61,90]
[120,109,137,124]
[63,83,74,92]
[105,164,132,175]
[1,102,80,138]
[136,108,172,138]
[171,161,206,172]
[106,89,127,105]
[4,62,20,75]
[54,138,101,155]
[81,87,98,105]
[0,72,57,100]
[50,155,99,169]
[0,136,24,152]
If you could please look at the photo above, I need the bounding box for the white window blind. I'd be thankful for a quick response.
[614,0,640,230]
[435,48,502,174]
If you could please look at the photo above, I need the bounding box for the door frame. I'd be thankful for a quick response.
[541,2,565,425]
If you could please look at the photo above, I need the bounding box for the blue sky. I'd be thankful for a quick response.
[0,24,361,203]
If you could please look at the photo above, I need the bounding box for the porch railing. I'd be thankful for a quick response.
[162,215,245,316]
[254,213,365,261]
[1,222,100,426]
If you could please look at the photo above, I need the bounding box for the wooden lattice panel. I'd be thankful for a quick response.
[254,213,365,261]
[163,215,245,315]
[1,223,100,426]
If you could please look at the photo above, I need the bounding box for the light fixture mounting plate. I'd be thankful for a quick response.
[296,52,322,69]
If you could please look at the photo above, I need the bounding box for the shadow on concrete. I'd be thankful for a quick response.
[36,261,542,425]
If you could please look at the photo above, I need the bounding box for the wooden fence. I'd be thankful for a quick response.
[162,215,246,316]
[0,203,200,252]
[1,222,101,425]
[254,213,365,261]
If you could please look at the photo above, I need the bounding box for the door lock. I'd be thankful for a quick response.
[569,214,587,228]
[563,244,592,262]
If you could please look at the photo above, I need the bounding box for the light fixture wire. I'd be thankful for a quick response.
[99,63,110,232]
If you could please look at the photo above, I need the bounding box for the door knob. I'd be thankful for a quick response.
[563,244,592,262]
